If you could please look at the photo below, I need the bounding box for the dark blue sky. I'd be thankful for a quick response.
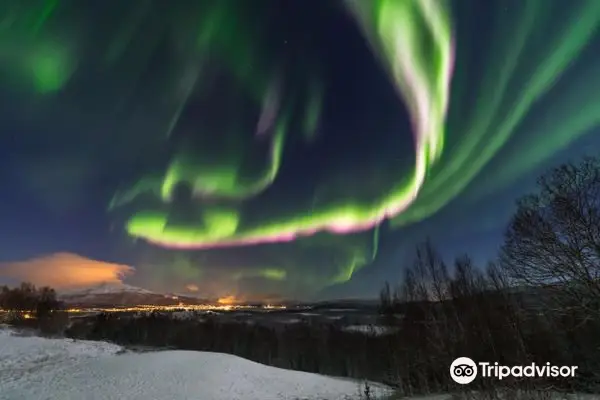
[0,0,599,300]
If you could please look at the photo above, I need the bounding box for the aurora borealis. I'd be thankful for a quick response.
[1,0,600,299]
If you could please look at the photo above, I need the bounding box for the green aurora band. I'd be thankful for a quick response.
[393,0,600,227]
[2,0,600,289]
[119,0,454,250]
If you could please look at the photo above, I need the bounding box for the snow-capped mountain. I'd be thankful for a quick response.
[59,282,207,307]
[60,282,154,297]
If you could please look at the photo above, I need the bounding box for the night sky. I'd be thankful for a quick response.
[1,0,599,300]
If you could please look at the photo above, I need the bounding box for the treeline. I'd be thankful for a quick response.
[376,156,600,396]
[0,282,61,315]
[0,282,67,333]
[66,312,399,381]
[377,243,600,396]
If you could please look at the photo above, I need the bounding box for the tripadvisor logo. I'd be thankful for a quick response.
[450,357,578,385]
[450,357,478,384]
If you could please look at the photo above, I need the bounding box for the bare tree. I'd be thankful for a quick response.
[501,156,600,314]
[379,281,392,314]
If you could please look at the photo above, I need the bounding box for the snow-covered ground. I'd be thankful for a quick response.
[0,328,392,400]
[2,327,594,400]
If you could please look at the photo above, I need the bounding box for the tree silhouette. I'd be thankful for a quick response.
[501,156,600,313]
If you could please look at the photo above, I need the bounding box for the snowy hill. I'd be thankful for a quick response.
[0,328,392,400]
[58,283,206,307]
[1,328,595,400]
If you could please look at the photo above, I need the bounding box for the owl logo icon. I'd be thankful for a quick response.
[450,357,477,384]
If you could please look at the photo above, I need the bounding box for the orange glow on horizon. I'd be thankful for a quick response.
[217,295,237,305]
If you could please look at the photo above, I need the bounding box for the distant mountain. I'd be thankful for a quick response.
[60,282,154,297]
[58,282,210,307]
